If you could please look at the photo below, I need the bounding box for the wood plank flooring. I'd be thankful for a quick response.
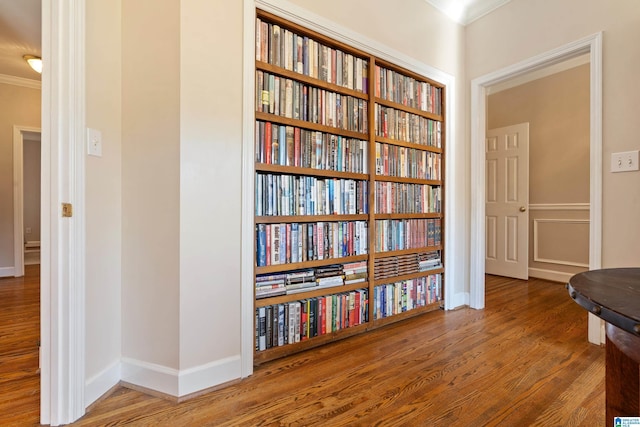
[1,273,605,426]
[0,265,40,426]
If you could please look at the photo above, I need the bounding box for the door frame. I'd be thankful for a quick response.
[470,33,603,341]
[13,126,42,278]
[41,0,87,424]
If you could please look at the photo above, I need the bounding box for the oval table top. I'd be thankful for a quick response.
[567,267,640,336]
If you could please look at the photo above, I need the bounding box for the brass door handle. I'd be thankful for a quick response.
[519,206,527,212]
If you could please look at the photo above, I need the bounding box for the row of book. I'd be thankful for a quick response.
[375,143,442,180]
[374,218,442,252]
[256,18,369,94]
[374,65,443,115]
[256,221,368,266]
[373,274,442,320]
[255,288,370,351]
[374,182,441,214]
[255,121,369,173]
[257,71,369,134]
[255,261,368,299]
[256,173,368,217]
[374,251,442,280]
[374,104,442,147]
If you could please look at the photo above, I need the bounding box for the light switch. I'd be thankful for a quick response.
[87,128,103,157]
[611,150,639,173]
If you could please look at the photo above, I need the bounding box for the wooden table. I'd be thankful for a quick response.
[568,268,640,423]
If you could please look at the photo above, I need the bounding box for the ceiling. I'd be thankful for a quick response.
[425,0,512,25]
[0,0,41,80]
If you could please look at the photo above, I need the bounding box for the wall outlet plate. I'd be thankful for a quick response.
[87,128,103,157]
[611,150,639,173]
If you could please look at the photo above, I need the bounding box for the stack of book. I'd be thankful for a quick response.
[374,254,419,280]
[285,269,317,294]
[315,264,344,289]
[255,273,287,299]
[418,251,442,271]
[343,261,368,284]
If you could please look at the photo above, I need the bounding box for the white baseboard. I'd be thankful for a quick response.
[85,360,121,407]
[447,291,469,310]
[178,355,242,396]
[121,355,242,398]
[121,357,179,397]
[528,267,575,284]
[0,266,15,278]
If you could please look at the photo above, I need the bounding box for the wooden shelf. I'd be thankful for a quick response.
[256,254,368,275]
[254,10,445,364]
[256,282,369,307]
[255,163,368,180]
[255,111,368,140]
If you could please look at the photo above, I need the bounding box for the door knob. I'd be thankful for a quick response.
[519,206,527,212]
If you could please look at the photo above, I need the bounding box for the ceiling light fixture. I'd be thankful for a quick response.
[23,55,42,74]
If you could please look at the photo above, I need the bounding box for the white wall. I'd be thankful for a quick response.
[85,0,123,404]
[466,0,640,269]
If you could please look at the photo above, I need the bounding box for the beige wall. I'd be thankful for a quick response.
[0,83,40,271]
[121,0,181,369]
[467,0,640,269]
[178,0,244,371]
[85,0,123,396]
[488,64,590,277]
[23,137,41,242]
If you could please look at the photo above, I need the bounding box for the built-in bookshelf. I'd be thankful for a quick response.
[254,9,445,364]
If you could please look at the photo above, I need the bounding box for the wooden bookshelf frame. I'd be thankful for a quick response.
[253,9,445,364]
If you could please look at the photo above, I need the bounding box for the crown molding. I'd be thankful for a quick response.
[424,0,512,25]
[0,73,41,89]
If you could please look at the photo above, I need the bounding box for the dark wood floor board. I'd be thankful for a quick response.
[0,265,40,426]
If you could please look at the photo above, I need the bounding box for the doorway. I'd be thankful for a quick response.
[485,55,591,283]
[470,34,602,307]
[13,127,42,277]
[470,33,603,343]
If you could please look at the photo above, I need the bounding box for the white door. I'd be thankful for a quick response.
[485,123,529,280]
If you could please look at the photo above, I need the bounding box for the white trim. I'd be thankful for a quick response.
[528,267,575,283]
[41,0,87,424]
[13,126,42,279]
[533,218,590,267]
[13,127,25,278]
[470,33,603,314]
[424,0,512,25]
[528,203,590,211]
[120,356,242,398]
[487,53,590,95]
[178,355,242,396]
[0,73,42,89]
[241,0,257,379]
[0,267,16,277]
[121,358,179,397]
[85,361,121,407]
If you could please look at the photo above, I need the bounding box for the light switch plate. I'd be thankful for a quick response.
[87,128,103,157]
[611,150,639,173]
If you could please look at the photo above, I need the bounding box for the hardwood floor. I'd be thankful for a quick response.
[0,265,40,426]
[1,274,605,426]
